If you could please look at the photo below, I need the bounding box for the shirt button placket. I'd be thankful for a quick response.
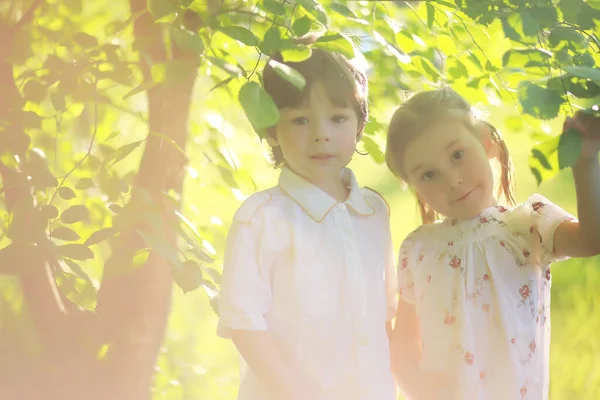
[334,204,368,398]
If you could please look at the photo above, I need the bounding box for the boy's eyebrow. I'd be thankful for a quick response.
[408,139,461,175]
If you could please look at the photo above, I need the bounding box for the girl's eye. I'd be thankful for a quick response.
[291,117,309,125]
[422,170,437,181]
[332,115,348,123]
[452,150,465,160]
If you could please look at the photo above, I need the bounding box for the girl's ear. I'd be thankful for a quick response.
[477,121,498,160]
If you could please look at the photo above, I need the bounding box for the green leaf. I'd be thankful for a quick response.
[559,0,599,30]
[238,81,280,133]
[73,32,98,48]
[548,26,587,49]
[173,260,205,293]
[281,47,312,62]
[170,27,205,53]
[548,74,600,99]
[58,187,76,200]
[562,66,600,84]
[207,56,245,77]
[259,27,282,55]
[122,81,158,100]
[58,244,94,260]
[217,165,239,188]
[41,205,59,220]
[51,92,66,111]
[531,6,558,30]
[219,26,259,46]
[530,167,543,186]
[268,59,306,91]
[84,227,117,246]
[531,148,552,170]
[147,0,178,22]
[52,227,81,241]
[518,82,563,120]
[23,80,47,103]
[109,204,123,214]
[296,0,328,27]
[62,259,92,284]
[528,135,561,184]
[75,177,94,190]
[132,248,152,268]
[501,16,521,41]
[313,33,355,59]
[60,205,90,224]
[263,0,285,15]
[25,150,58,189]
[448,59,469,80]
[426,3,435,29]
[111,140,144,166]
[502,49,551,69]
[418,57,443,82]
[361,136,384,164]
[395,30,416,54]
[558,127,582,169]
[292,16,312,37]
[330,3,357,19]
[520,10,539,37]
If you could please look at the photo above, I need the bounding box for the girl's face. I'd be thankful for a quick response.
[402,118,497,220]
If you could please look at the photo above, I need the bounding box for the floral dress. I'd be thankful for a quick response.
[398,194,575,400]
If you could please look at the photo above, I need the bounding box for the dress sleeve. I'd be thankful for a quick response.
[527,193,576,264]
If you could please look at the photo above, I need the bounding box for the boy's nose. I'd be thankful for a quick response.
[312,121,331,142]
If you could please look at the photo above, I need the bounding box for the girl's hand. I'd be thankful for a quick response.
[565,111,600,163]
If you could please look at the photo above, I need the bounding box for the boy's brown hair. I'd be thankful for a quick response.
[262,32,369,167]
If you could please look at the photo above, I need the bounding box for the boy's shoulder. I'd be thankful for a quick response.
[232,187,286,223]
[361,187,390,216]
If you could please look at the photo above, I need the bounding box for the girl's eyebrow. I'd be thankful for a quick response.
[409,139,461,174]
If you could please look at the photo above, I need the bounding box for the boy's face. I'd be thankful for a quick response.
[403,118,497,220]
[268,82,359,185]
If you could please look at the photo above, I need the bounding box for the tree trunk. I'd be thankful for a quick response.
[0,0,200,398]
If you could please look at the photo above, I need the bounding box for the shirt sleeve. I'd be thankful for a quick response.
[217,217,272,339]
[397,230,422,305]
[527,193,577,264]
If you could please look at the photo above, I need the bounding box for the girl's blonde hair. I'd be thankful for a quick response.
[385,87,516,224]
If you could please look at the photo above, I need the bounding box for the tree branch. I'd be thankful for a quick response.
[13,0,44,32]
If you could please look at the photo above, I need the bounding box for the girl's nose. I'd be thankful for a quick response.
[448,172,463,189]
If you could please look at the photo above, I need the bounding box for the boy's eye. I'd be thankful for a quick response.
[332,115,348,123]
[452,150,465,160]
[291,117,309,125]
[422,170,437,181]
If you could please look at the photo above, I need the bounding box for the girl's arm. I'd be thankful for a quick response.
[231,330,316,400]
[554,114,600,258]
[390,299,449,400]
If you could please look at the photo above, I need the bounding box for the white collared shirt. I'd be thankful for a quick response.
[217,167,397,400]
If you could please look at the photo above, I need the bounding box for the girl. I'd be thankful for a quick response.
[217,33,397,400]
[385,87,600,399]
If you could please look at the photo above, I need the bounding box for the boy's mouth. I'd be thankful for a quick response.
[310,153,335,160]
